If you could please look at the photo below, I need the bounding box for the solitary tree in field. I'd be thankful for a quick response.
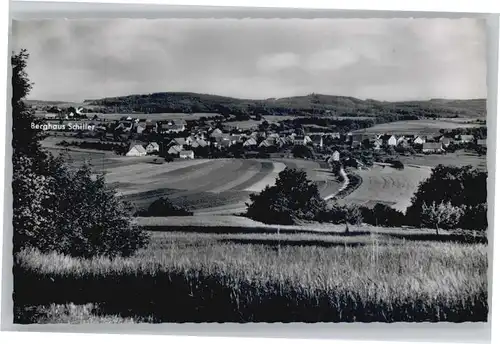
[420,201,464,235]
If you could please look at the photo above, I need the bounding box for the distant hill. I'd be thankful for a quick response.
[29,93,487,118]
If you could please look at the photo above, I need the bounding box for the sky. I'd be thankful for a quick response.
[11,18,487,102]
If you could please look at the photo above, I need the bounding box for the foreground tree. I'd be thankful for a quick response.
[406,164,487,231]
[11,50,46,161]
[420,201,464,235]
[246,168,327,224]
[12,50,148,257]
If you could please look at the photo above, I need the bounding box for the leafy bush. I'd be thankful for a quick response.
[13,154,149,258]
[459,203,487,231]
[385,159,404,170]
[328,204,363,225]
[291,145,313,159]
[136,197,193,217]
[246,168,327,224]
[360,203,406,227]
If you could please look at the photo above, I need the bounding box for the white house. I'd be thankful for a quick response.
[243,137,258,147]
[293,135,312,145]
[459,135,475,143]
[331,150,340,161]
[44,113,57,119]
[210,128,223,138]
[126,145,147,157]
[146,142,160,153]
[161,123,185,134]
[259,138,276,148]
[381,135,397,146]
[179,150,195,159]
[422,142,444,153]
[136,123,146,134]
[477,139,487,147]
[413,136,425,145]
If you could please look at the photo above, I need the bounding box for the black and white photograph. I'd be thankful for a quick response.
[9,16,488,323]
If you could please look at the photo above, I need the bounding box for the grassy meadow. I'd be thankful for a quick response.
[14,228,488,323]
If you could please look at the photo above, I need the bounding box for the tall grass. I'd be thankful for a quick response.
[14,232,488,323]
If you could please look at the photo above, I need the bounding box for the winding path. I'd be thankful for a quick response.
[325,168,349,200]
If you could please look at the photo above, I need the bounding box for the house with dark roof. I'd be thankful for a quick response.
[310,135,324,148]
[167,145,183,155]
[169,137,186,146]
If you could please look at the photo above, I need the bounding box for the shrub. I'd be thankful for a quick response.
[13,155,149,258]
[384,159,404,169]
[136,197,193,217]
[291,145,313,159]
[246,168,327,224]
[360,203,406,227]
[329,204,363,225]
[459,203,487,231]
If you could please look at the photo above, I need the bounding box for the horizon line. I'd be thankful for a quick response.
[25,91,488,104]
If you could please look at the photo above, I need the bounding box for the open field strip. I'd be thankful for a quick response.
[354,119,484,135]
[210,160,262,193]
[341,165,432,212]
[116,160,234,198]
[192,202,248,216]
[399,151,486,170]
[106,159,211,186]
[244,161,287,192]
[134,215,480,239]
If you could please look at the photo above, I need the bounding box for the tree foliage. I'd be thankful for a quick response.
[12,49,149,257]
[329,204,363,225]
[420,202,464,234]
[137,197,193,217]
[11,50,46,160]
[292,145,313,159]
[360,203,406,227]
[406,164,487,231]
[13,156,149,257]
[246,168,327,224]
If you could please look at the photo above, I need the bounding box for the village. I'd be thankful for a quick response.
[37,105,487,167]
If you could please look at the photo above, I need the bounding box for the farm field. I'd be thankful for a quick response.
[354,119,484,135]
[399,151,487,171]
[15,229,487,323]
[43,140,341,215]
[340,164,432,212]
